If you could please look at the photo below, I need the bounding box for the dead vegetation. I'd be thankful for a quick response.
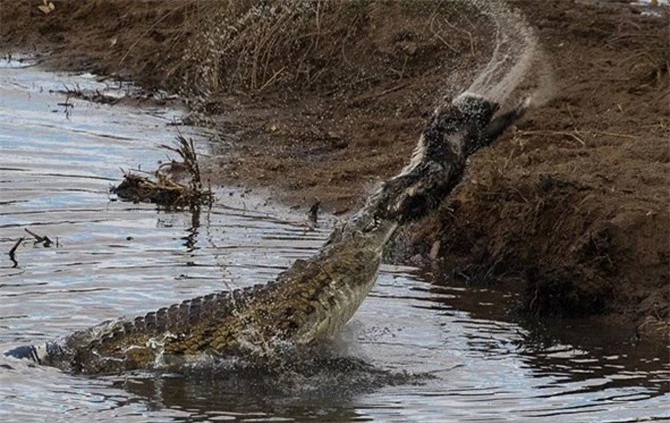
[55,84,122,105]
[161,0,487,99]
[112,136,212,208]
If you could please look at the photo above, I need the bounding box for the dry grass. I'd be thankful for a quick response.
[148,0,486,101]
[604,14,670,84]
[162,1,370,97]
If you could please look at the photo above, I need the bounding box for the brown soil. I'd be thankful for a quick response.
[1,1,668,339]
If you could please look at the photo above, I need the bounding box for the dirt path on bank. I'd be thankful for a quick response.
[1,0,667,339]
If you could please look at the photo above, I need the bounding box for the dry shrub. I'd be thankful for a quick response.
[160,1,368,99]
[160,0,489,100]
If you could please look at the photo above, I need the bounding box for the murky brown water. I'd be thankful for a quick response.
[0,58,668,422]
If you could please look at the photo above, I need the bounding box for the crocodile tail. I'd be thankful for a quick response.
[4,341,63,365]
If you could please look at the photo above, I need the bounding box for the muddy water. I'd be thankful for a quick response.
[0,60,668,422]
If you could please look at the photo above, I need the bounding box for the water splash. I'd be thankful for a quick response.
[155,343,432,400]
[468,0,555,108]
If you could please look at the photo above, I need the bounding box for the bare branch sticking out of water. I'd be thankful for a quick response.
[112,136,212,208]
[8,229,57,267]
[8,237,24,268]
[24,228,53,247]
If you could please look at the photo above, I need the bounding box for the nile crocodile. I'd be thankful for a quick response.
[4,92,529,374]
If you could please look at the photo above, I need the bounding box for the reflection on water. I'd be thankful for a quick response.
[0,59,668,422]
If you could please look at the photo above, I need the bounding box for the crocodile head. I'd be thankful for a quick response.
[309,94,529,342]
[367,92,529,224]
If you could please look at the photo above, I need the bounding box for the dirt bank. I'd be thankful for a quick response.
[1,1,667,338]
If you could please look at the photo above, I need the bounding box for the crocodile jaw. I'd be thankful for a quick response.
[295,263,381,344]
[294,220,398,344]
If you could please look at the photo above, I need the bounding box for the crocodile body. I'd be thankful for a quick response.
[4,93,528,374]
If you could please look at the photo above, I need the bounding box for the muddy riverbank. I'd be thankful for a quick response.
[1,0,667,339]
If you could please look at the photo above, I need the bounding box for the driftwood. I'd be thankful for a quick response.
[111,135,212,208]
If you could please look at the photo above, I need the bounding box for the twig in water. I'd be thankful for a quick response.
[9,237,24,268]
[25,228,53,247]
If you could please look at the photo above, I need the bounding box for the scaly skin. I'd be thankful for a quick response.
[56,219,395,373]
[4,93,528,374]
